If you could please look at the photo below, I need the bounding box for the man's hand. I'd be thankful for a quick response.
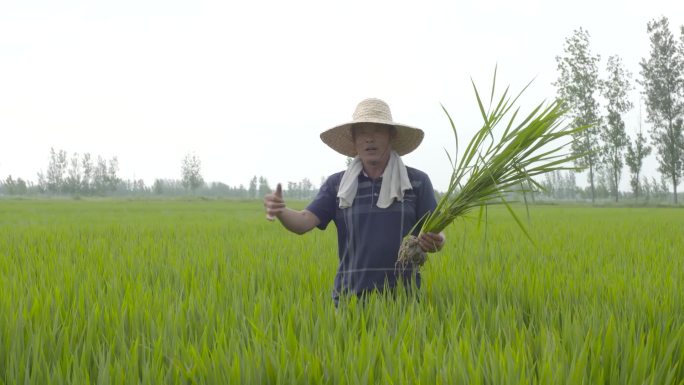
[418,232,445,253]
[264,183,285,221]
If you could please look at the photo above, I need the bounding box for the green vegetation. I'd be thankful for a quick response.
[398,71,586,269]
[1,200,683,384]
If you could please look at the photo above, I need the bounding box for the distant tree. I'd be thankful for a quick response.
[248,176,257,199]
[641,176,652,201]
[540,170,577,200]
[152,179,184,195]
[300,178,313,198]
[287,181,298,199]
[639,16,684,203]
[93,156,108,194]
[181,153,204,192]
[237,184,247,199]
[3,175,28,196]
[3,175,14,195]
[36,171,47,193]
[258,176,271,198]
[107,157,121,191]
[65,152,82,194]
[650,175,671,200]
[595,168,611,200]
[557,171,578,200]
[208,182,231,196]
[542,172,557,199]
[81,153,93,194]
[660,175,671,198]
[599,55,633,201]
[46,147,68,193]
[625,104,652,200]
[15,177,28,195]
[131,179,147,193]
[554,28,602,203]
[153,179,164,195]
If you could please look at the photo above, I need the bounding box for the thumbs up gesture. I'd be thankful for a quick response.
[264,183,285,221]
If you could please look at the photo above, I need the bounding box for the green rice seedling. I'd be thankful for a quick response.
[397,69,589,270]
[1,200,684,384]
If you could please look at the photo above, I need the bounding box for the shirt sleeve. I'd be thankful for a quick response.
[412,173,438,236]
[306,175,338,230]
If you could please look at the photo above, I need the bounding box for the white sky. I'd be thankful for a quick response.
[1,0,683,192]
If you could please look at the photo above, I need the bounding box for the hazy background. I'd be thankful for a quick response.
[1,0,683,192]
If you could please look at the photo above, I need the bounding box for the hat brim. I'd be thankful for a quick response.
[320,120,424,157]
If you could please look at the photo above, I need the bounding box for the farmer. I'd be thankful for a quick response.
[264,98,444,303]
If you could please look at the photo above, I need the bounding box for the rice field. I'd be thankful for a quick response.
[1,199,683,384]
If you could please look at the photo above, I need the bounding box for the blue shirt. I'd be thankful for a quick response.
[306,166,437,301]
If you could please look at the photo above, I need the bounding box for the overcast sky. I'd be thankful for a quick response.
[1,0,683,192]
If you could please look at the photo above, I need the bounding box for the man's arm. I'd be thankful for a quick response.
[274,208,320,235]
[264,183,320,235]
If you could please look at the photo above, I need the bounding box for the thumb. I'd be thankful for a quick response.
[275,183,282,198]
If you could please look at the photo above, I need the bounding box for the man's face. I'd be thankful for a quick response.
[352,123,394,165]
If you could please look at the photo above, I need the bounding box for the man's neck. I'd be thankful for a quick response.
[362,159,389,180]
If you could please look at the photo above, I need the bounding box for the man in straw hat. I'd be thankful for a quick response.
[264,98,444,304]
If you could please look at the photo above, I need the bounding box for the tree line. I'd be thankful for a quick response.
[555,16,684,203]
[533,170,671,202]
[2,16,683,204]
[3,148,123,196]
[0,149,320,200]
[2,146,675,204]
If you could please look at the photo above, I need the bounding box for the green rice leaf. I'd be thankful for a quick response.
[415,70,589,238]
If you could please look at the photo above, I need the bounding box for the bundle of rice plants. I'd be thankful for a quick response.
[396,70,589,270]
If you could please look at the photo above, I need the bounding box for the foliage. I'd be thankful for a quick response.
[398,69,587,271]
[46,147,67,193]
[181,153,204,192]
[249,176,258,198]
[1,175,28,195]
[537,171,578,200]
[36,148,121,195]
[638,16,684,203]
[625,126,652,200]
[285,178,316,200]
[599,55,633,202]
[554,28,602,202]
[258,176,271,198]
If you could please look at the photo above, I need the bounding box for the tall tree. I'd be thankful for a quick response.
[287,181,298,199]
[3,175,28,195]
[46,148,68,193]
[15,177,28,195]
[93,156,108,194]
[107,157,121,191]
[66,152,82,194]
[258,176,271,198]
[554,28,602,203]
[81,153,93,194]
[639,16,684,203]
[181,153,204,192]
[3,175,15,195]
[36,171,47,193]
[599,55,633,201]
[153,179,164,195]
[625,102,652,200]
[248,176,257,199]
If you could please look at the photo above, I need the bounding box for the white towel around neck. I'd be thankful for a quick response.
[337,150,412,209]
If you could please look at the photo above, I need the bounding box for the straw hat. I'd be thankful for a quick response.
[320,98,424,157]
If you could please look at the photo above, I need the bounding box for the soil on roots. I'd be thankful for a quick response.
[396,235,427,272]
